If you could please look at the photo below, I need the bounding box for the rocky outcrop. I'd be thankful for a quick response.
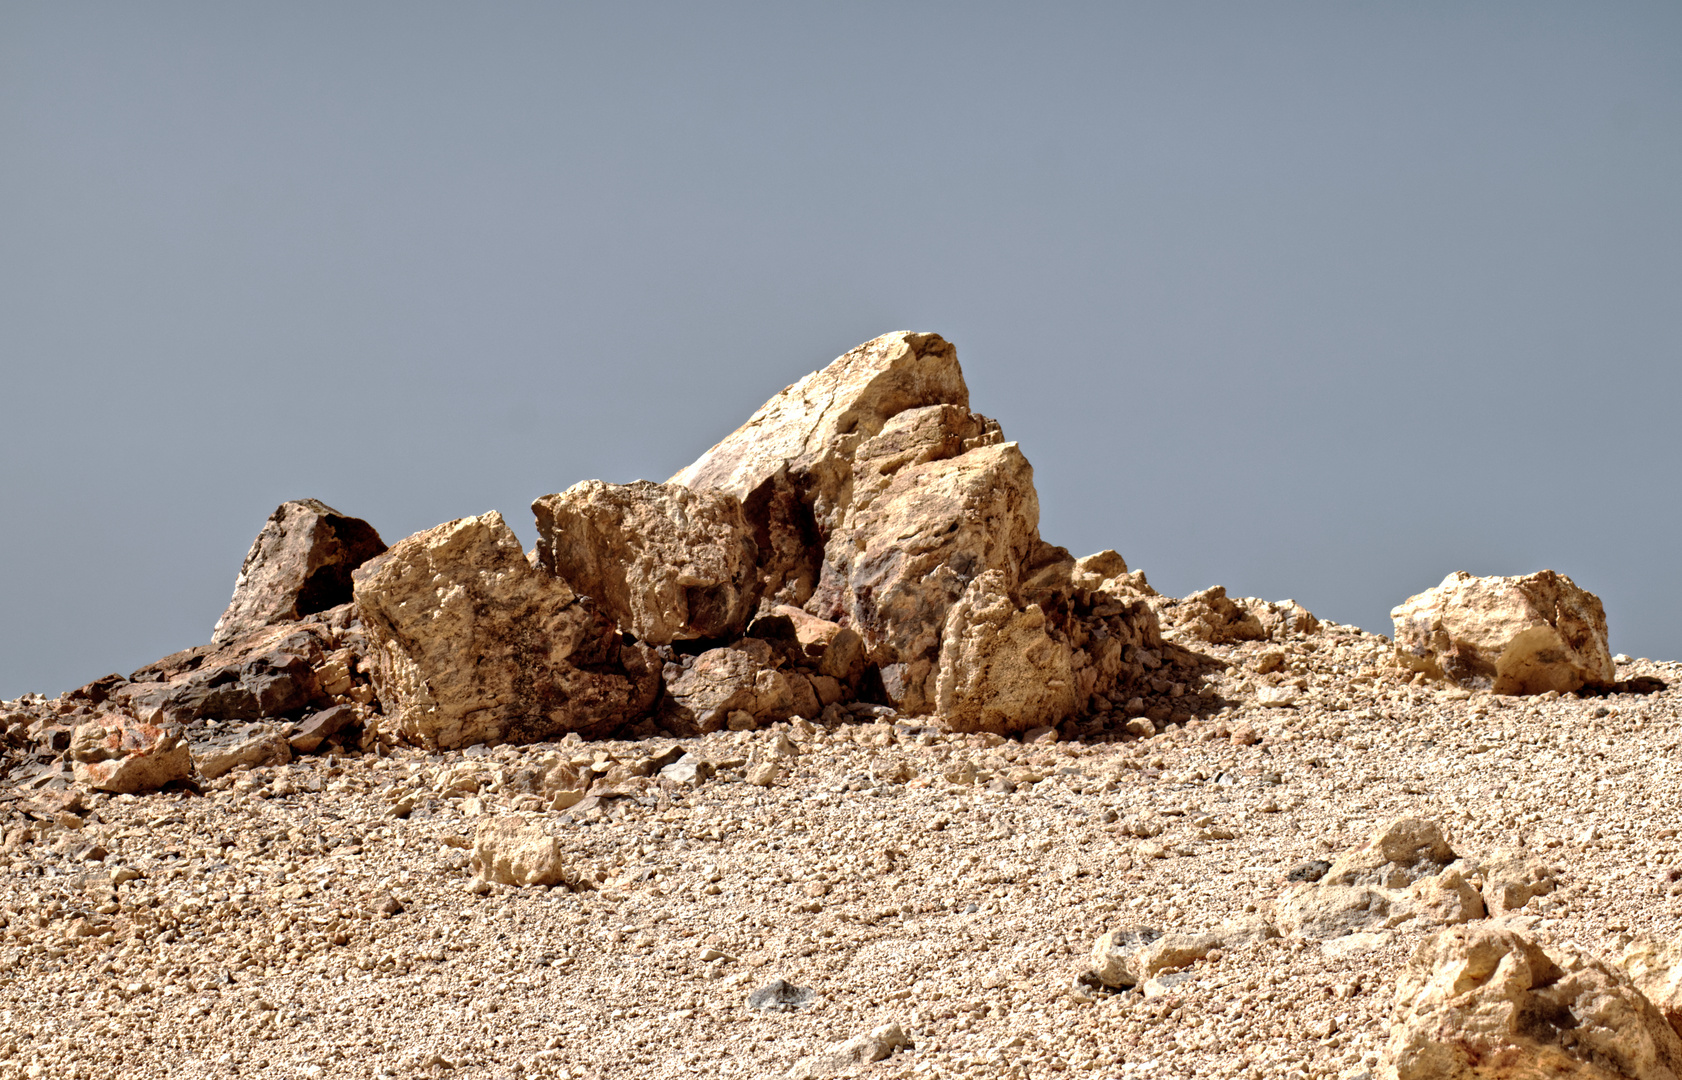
[351,511,659,749]
[1279,818,1561,941]
[531,480,758,646]
[1156,585,1317,645]
[211,500,386,645]
[68,713,191,793]
[1392,570,1615,695]
[1383,926,1682,1079]
[671,331,967,609]
[933,570,1075,734]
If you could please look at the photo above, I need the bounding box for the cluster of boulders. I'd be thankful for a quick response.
[0,330,1656,812]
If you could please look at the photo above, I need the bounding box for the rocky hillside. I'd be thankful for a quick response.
[0,332,1677,1080]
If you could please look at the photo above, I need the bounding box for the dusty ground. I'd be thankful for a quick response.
[1,621,1679,1080]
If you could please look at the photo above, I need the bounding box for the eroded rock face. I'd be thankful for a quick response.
[351,512,659,749]
[1392,570,1615,695]
[934,570,1075,734]
[1383,926,1682,1080]
[69,713,191,793]
[531,480,759,647]
[211,500,386,646]
[671,331,968,608]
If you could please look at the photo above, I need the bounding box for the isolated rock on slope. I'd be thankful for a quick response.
[68,713,191,793]
[1382,925,1682,1080]
[351,511,659,749]
[1392,570,1614,695]
[671,331,967,607]
[211,499,386,645]
[934,570,1075,734]
[1281,817,1476,940]
[532,480,759,646]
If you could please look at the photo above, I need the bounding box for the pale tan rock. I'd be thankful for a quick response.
[531,480,758,646]
[1382,925,1682,1079]
[1410,866,1488,925]
[933,570,1076,734]
[785,1022,910,1079]
[1159,586,1269,644]
[1391,570,1615,695]
[1282,819,1464,940]
[1088,926,1217,988]
[1326,817,1458,889]
[672,331,967,606]
[68,713,191,793]
[193,730,292,780]
[1621,936,1682,1041]
[469,815,569,888]
[816,441,1041,713]
[211,499,386,646]
[351,511,659,749]
[1475,848,1559,915]
[1280,883,1420,941]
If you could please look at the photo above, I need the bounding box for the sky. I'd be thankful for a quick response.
[3,3,1680,698]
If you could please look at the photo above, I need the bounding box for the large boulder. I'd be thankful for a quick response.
[531,480,758,646]
[69,713,191,793]
[1383,926,1682,1080]
[934,570,1075,734]
[1392,570,1614,695]
[671,331,968,607]
[211,500,386,645]
[351,511,659,749]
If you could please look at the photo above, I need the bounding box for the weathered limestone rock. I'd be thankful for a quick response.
[766,606,866,682]
[69,714,191,793]
[817,440,1041,712]
[785,1022,910,1080]
[470,815,570,888]
[211,500,386,645]
[1159,586,1269,644]
[934,570,1075,734]
[1392,570,1615,695]
[1281,819,1467,940]
[531,480,759,646]
[1383,926,1682,1079]
[351,511,659,749]
[1622,936,1682,1041]
[1475,848,1559,915]
[1089,926,1221,990]
[672,331,967,607]
[287,704,357,754]
[659,639,803,735]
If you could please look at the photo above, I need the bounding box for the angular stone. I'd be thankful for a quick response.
[1392,570,1615,695]
[766,606,866,682]
[659,639,797,736]
[287,704,357,754]
[1325,818,1457,889]
[934,570,1075,734]
[211,500,385,645]
[1474,848,1558,916]
[351,511,659,749]
[1384,926,1682,1079]
[470,815,570,888]
[1158,586,1269,644]
[531,480,758,646]
[816,440,1041,712]
[69,714,191,793]
[1088,926,1164,989]
[785,1022,910,1080]
[191,726,292,780]
[124,626,328,725]
[672,331,967,607]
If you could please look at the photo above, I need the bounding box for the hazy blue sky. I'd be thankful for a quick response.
[3,3,1679,698]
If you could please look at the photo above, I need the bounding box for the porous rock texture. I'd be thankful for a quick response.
[351,511,659,749]
[1623,936,1682,1040]
[1392,570,1615,695]
[933,570,1076,735]
[1382,925,1682,1079]
[532,480,759,647]
[211,499,386,646]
